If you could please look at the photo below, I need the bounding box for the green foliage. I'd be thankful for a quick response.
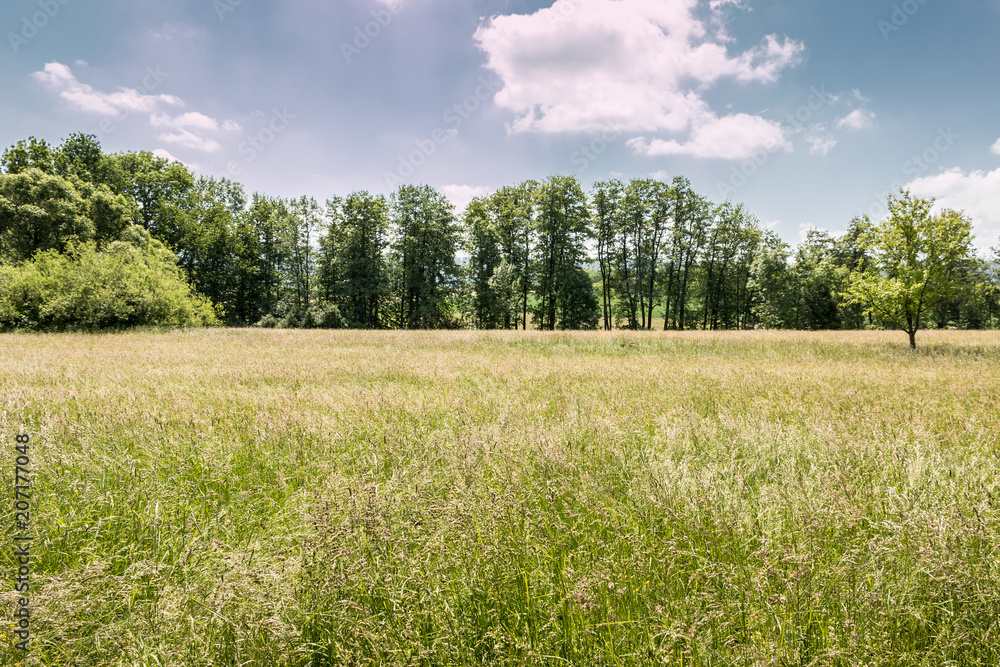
[254,302,347,329]
[846,190,977,348]
[1,136,59,174]
[320,192,390,328]
[0,168,94,262]
[102,150,195,233]
[3,134,999,334]
[556,265,600,330]
[748,239,795,328]
[532,175,593,330]
[0,225,218,330]
[390,184,460,329]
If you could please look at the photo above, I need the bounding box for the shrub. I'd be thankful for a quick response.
[0,225,219,331]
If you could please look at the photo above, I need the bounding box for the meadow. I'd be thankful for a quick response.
[2,329,999,666]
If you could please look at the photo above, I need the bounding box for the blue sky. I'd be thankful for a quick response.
[3,0,999,250]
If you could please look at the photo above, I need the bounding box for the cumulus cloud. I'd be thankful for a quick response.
[31,62,181,116]
[153,148,202,172]
[906,166,1000,250]
[157,129,222,153]
[628,113,790,160]
[837,109,875,131]
[33,62,237,155]
[441,185,492,213]
[151,111,219,131]
[991,138,1000,156]
[807,133,836,156]
[474,0,803,160]
[152,148,184,163]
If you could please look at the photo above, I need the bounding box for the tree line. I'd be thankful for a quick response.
[1,133,998,341]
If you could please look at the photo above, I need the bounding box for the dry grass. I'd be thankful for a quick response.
[1,329,999,666]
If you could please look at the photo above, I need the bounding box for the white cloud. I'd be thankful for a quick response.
[807,135,836,156]
[157,129,222,153]
[151,112,219,131]
[441,185,492,213]
[152,148,183,163]
[32,62,235,156]
[153,148,202,172]
[837,109,875,131]
[475,0,802,160]
[991,138,1000,156]
[31,62,181,116]
[906,167,1000,250]
[628,113,790,160]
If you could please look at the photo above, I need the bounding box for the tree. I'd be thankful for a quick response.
[54,133,106,183]
[1,137,58,175]
[591,180,622,330]
[464,196,505,329]
[487,259,521,329]
[556,266,600,330]
[748,238,795,329]
[285,196,322,312]
[489,182,537,329]
[661,179,710,330]
[0,169,95,262]
[172,177,246,322]
[532,175,592,330]
[102,151,194,235]
[320,192,390,328]
[390,185,460,329]
[845,190,976,349]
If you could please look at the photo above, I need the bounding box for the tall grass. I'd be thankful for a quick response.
[2,329,999,666]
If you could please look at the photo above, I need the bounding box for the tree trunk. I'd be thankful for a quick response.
[908,330,917,350]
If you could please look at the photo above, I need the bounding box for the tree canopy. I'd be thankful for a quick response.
[2,133,998,339]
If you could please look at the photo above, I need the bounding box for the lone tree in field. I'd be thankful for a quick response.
[845,190,975,349]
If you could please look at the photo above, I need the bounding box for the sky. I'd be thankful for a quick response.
[2,0,999,251]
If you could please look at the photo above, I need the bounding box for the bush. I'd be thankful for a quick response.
[0,225,219,331]
[254,303,347,330]
[304,304,347,329]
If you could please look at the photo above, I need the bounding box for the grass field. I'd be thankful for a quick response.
[2,329,1000,666]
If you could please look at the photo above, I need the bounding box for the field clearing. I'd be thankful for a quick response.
[2,329,1000,666]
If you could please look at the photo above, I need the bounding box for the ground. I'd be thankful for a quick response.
[1,329,999,666]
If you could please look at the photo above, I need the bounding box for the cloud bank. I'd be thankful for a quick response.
[475,0,803,160]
